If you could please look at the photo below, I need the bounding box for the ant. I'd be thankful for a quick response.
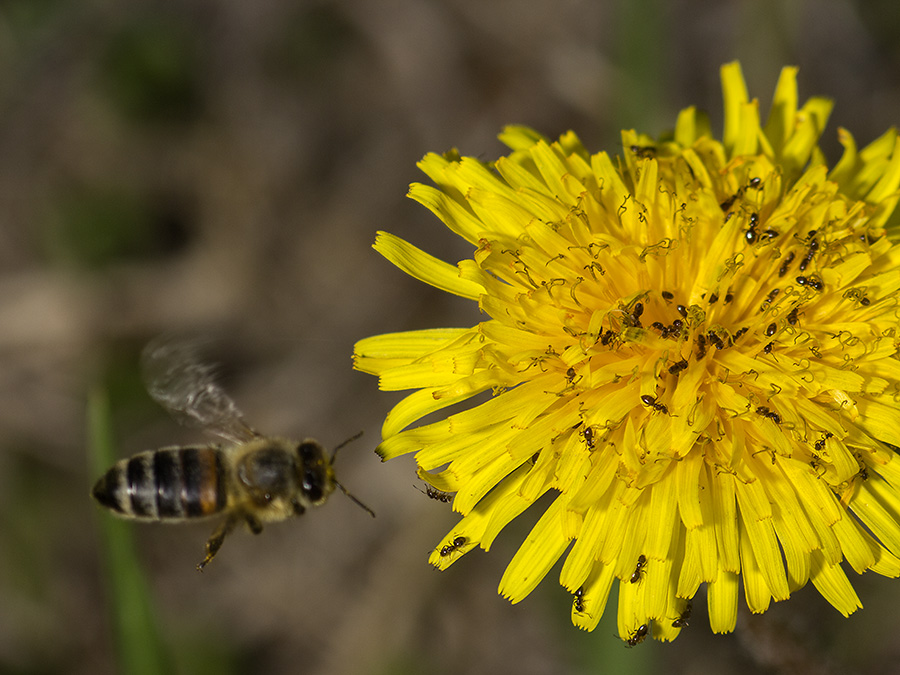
[756,406,782,424]
[573,586,587,613]
[415,484,453,503]
[672,600,692,628]
[814,432,834,452]
[696,334,708,359]
[582,425,596,450]
[625,624,649,647]
[439,536,467,557]
[630,554,647,583]
[630,145,656,160]
[778,251,796,277]
[798,237,819,272]
[640,395,668,414]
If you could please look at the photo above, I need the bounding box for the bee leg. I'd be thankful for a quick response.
[197,514,239,572]
[244,512,263,535]
[290,498,306,516]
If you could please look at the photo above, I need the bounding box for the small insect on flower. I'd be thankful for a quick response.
[630,145,657,160]
[760,288,780,311]
[815,432,834,452]
[573,586,587,614]
[696,333,708,359]
[439,536,467,558]
[581,425,596,449]
[354,61,900,643]
[630,554,647,583]
[778,251,796,277]
[415,484,454,503]
[91,337,374,571]
[625,624,650,648]
[798,237,819,272]
[755,406,782,424]
[640,395,668,414]
[672,600,693,629]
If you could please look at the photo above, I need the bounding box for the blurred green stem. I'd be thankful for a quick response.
[88,386,172,675]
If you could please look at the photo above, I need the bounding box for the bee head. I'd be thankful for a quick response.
[296,440,335,504]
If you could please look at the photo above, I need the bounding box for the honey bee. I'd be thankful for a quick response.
[91,337,375,571]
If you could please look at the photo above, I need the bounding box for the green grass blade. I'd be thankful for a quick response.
[88,386,172,675]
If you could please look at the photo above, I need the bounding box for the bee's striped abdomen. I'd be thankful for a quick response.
[92,446,227,520]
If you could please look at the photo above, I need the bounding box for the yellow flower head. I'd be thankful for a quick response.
[353,62,900,643]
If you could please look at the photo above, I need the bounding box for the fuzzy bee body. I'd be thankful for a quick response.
[91,338,372,570]
[93,445,228,521]
[92,438,335,524]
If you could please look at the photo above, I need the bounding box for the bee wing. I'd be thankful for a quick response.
[141,336,258,444]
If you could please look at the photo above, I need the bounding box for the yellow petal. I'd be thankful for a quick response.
[373,231,484,299]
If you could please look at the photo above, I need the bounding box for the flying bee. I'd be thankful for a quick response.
[91,337,375,571]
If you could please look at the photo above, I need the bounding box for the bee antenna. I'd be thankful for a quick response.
[329,432,373,517]
[335,480,375,518]
[331,430,363,462]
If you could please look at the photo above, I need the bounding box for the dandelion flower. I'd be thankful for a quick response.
[353,62,900,643]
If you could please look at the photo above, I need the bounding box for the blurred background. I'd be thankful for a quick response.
[1,0,900,673]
